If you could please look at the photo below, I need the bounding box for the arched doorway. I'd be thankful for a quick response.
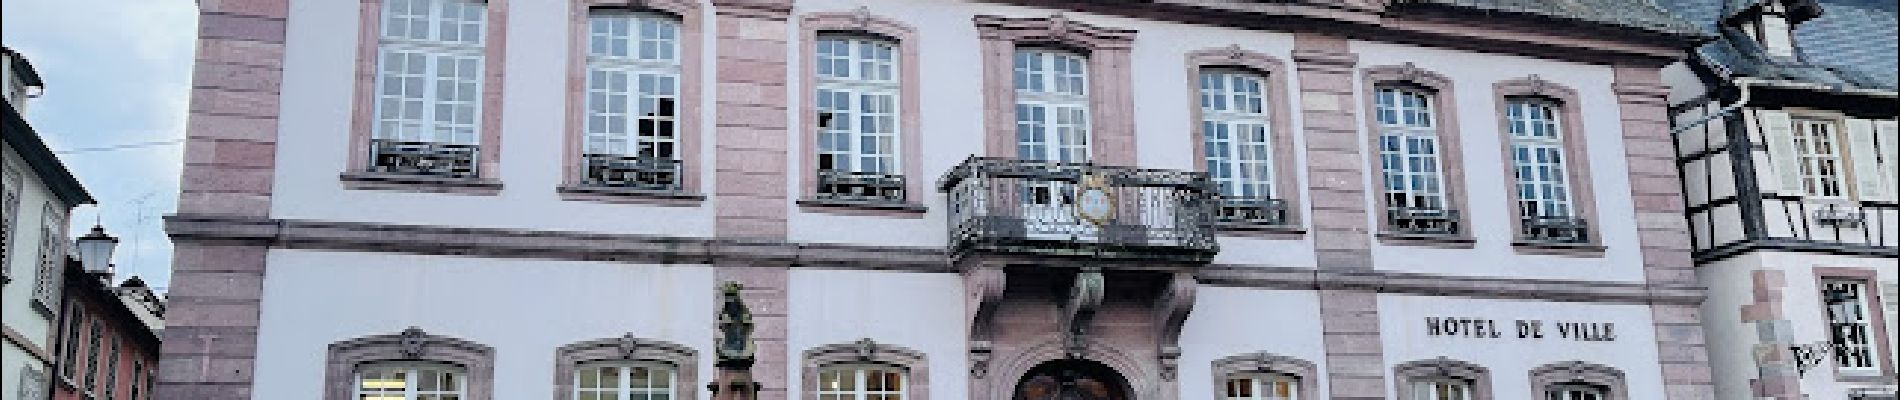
[1013,359,1133,400]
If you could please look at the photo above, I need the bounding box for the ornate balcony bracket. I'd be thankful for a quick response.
[966,266,1006,379]
[1060,268,1106,358]
[1154,271,1196,382]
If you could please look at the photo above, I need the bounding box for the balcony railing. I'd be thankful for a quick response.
[581,154,682,192]
[1387,207,1461,236]
[814,170,907,204]
[1763,197,1896,248]
[940,157,1219,262]
[1218,198,1290,226]
[369,139,479,178]
[1521,215,1590,244]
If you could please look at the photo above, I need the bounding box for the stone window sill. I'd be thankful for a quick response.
[1511,240,1606,257]
[1834,372,1894,384]
[797,198,927,218]
[340,171,502,195]
[1377,232,1476,249]
[1216,222,1307,240]
[557,184,705,206]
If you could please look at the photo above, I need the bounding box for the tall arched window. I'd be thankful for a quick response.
[1014,49,1091,163]
[812,34,903,202]
[1375,86,1451,232]
[368,0,489,178]
[581,10,684,191]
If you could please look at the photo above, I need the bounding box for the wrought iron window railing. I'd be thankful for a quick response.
[939,157,1219,262]
[581,154,682,192]
[1217,197,1290,226]
[1387,207,1461,236]
[369,139,479,179]
[814,170,906,204]
[1520,215,1590,244]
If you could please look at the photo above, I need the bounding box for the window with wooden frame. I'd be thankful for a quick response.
[366,0,488,179]
[1200,69,1286,226]
[1014,49,1091,164]
[815,366,906,400]
[1505,98,1587,244]
[812,35,904,203]
[1758,111,1898,203]
[573,362,676,400]
[1824,278,1883,374]
[355,362,468,400]
[1224,372,1299,400]
[1375,86,1456,236]
[578,10,684,193]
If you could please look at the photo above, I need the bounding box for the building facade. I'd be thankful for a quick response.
[2,47,94,400]
[50,265,163,400]
[159,1,1716,399]
[1657,0,1900,399]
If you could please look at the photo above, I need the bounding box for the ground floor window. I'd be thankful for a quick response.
[1823,278,1879,372]
[1410,379,1472,400]
[815,366,905,400]
[1545,384,1606,400]
[355,363,466,400]
[575,363,675,400]
[1225,373,1298,400]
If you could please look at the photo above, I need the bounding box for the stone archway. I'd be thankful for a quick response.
[1014,359,1134,400]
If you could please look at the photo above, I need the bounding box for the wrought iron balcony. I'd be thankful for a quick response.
[939,157,1220,262]
[814,170,907,204]
[1387,207,1461,236]
[369,139,479,178]
[581,154,682,192]
[1521,215,1591,244]
[1217,197,1290,226]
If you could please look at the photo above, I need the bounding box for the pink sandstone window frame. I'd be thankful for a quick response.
[1492,77,1605,254]
[974,15,1137,166]
[1361,63,1473,246]
[795,11,925,213]
[1185,46,1303,234]
[1812,266,1896,382]
[558,0,705,203]
[345,0,511,192]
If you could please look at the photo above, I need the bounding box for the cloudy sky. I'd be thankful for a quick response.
[5,0,198,292]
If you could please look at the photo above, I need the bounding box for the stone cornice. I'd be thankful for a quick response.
[166,215,1705,305]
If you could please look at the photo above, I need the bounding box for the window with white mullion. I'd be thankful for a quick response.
[1507,99,1574,219]
[815,367,905,400]
[1224,373,1298,400]
[1823,279,1880,372]
[586,12,681,161]
[1201,71,1274,199]
[1545,385,1606,400]
[355,363,467,400]
[575,363,676,400]
[1793,119,1846,198]
[1376,87,1447,213]
[1410,379,1472,400]
[373,0,486,146]
[815,36,899,176]
[1014,50,1090,163]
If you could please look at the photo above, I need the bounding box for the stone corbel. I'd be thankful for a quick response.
[1154,272,1197,381]
[1061,268,1107,358]
[966,266,1006,378]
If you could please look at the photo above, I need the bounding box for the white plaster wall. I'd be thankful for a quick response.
[1351,40,1648,282]
[272,0,717,237]
[1753,251,1900,398]
[1,144,65,386]
[1697,254,1765,400]
[1176,287,1328,399]
[786,269,969,400]
[1378,294,1667,399]
[251,250,717,400]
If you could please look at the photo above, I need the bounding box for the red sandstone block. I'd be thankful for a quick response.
[717,195,789,220]
[716,217,787,239]
[190,88,280,119]
[716,59,790,85]
[714,147,787,172]
[158,355,255,384]
[181,165,274,194]
[717,81,790,107]
[197,38,285,68]
[188,114,279,142]
[177,191,272,216]
[198,0,289,18]
[713,104,790,129]
[165,299,263,328]
[198,12,287,43]
[718,37,788,63]
[715,126,791,151]
[193,61,283,93]
[170,245,268,272]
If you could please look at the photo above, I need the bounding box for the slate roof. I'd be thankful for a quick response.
[1394,0,1707,36]
[1655,0,1898,91]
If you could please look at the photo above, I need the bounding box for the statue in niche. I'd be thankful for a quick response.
[715,282,756,368]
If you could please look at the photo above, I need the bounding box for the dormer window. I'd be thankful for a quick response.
[1749,1,1798,58]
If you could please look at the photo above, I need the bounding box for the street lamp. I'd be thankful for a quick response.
[75,224,118,275]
